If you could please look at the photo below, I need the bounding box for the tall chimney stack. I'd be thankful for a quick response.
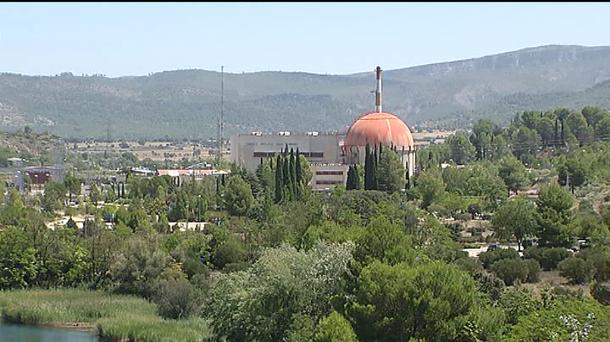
[375,66,382,112]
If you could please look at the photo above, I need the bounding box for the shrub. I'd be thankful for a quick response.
[523,246,544,261]
[428,203,451,218]
[591,281,610,305]
[550,286,585,298]
[558,257,594,284]
[498,287,541,325]
[524,246,571,270]
[523,259,541,283]
[491,259,529,286]
[479,248,520,269]
[473,270,505,301]
[212,236,246,269]
[541,248,572,270]
[455,257,484,275]
[152,277,197,319]
[579,246,610,281]
[454,212,472,221]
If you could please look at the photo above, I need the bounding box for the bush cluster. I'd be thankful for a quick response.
[523,246,572,270]
[491,258,540,286]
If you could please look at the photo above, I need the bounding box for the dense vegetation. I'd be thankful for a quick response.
[4,45,610,138]
[1,105,610,341]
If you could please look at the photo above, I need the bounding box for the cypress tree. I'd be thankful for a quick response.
[364,143,372,190]
[554,118,559,147]
[275,154,283,203]
[295,148,302,197]
[282,154,291,201]
[372,144,379,190]
[346,165,355,190]
[289,148,296,199]
[561,119,565,146]
[353,165,359,190]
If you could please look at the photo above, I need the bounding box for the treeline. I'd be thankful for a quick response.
[2,105,610,341]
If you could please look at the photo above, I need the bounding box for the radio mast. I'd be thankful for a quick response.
[217,66,224,163]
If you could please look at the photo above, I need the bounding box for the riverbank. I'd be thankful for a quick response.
[0,289,212,341]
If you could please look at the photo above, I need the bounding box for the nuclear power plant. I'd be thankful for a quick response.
[230,66,416,190]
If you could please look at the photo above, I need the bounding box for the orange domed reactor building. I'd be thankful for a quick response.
[230,65,417,190]
[342,66,416,178]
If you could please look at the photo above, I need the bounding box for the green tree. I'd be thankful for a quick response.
[566,111,593,146]
[109,234,170,298]
[205,242,355,341]
[582,106,608,128]
[498,155,528,195]
[364,143,377,190]
[511,126,541,162]
[415,166,445,209]
[349,260,478,341]
[594,115,610,140]
[537,115,556,147]
[42,181,67,212]
[377,148,405,193]
[355,216,415,266]
[89,183,101,206]
[314,311,358,342]
[346,165,358,190]
[536,183,575,247]
[275,154,284,203]
[557,158,587,193]
[446,132,476,164]
[256,158,275,196]
[63,172,81,203]
[492,197,538,250]
[222,175,254,216]
[0,227,38,289]
[471,119,494,160]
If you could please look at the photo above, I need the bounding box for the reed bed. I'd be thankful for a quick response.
[0,289,212,341]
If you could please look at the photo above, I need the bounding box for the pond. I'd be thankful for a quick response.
[0,322,100,342]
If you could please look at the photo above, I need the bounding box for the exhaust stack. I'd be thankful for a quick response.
[375,66,382,113]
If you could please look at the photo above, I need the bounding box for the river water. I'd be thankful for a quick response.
[0,322,100,342]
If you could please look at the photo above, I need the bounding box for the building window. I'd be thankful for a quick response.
[253,151,324,158]
[315,180,344,185]
[253,152,277,158]
[315,170,344,176]
[303,152,324,158]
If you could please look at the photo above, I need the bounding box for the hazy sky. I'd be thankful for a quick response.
[2,2,610,77]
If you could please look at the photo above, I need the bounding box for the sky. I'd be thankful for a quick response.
[1,2,610,77]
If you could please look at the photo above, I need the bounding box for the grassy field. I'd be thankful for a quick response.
[0,289,212,342]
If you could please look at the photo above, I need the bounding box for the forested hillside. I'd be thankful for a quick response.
[3,45,610,139]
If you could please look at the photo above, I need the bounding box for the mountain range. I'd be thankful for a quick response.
[2,44,610,140]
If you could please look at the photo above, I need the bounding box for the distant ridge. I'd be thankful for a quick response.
[2,44,610,139]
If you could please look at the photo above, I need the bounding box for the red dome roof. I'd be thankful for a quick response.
[344,112,414,149]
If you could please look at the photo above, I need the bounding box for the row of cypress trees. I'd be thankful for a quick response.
[346,143,405,191]
[272,145,304,203]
